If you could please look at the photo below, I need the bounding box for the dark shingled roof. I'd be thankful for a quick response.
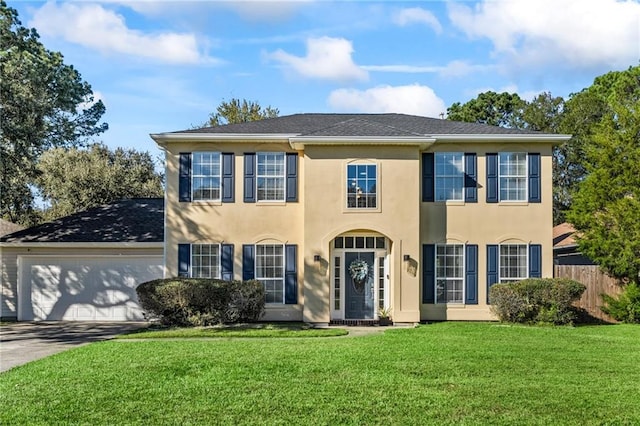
[0,198,164,243]
[179,113,546,137]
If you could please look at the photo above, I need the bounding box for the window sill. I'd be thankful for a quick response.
[343,207,382,214]
[498,201,529,206]
[256,201,287,206]
[189,200,222,206]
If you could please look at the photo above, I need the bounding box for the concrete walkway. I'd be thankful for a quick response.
[0,322,146,373]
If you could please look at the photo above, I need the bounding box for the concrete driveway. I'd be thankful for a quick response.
[0,322,147,373]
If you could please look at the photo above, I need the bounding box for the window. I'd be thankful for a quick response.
[255,244,284,303]
[347,164,377,208]
[257,153,285,201]
[192,152,221,201]
[191,244,220,278]
[499,153,527,201]
[334,256,341,310]
[435,245,464,303]
[499,244,527,282]
[435,153,464,201]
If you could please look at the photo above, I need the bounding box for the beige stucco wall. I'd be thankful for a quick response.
[163,141,305,321]
[0,245,163,319]
[420,143,554,320]
[161,137,556,324]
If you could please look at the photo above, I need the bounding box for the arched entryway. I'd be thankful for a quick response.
[330,233,389,320]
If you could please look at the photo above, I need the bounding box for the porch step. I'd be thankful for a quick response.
[329,319,381,327]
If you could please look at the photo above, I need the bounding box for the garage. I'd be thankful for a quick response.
[1,198,165,321]
[18,256,163,321]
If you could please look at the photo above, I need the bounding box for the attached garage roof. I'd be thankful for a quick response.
[0,198,163,243]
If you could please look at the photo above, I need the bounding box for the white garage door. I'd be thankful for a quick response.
[19,256,163,321]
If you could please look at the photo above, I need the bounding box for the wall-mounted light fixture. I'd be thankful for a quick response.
[403,254,411,261]
[314,255,321,262]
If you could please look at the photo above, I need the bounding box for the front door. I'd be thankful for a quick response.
[345,252,375,319]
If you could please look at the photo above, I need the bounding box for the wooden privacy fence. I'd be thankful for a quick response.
[554,265,622,323]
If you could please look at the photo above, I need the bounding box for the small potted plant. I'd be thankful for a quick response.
[378,306,393,326]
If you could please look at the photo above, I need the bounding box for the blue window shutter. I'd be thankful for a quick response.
[179,153,191,202]
[464,153,478,203]
[221,244,234,281]
[465,244,478,304]
[529,244,542,278]
[486,245,499,304]
[178,244,190,277]
[422,153,434,202]
[244,153,256,203]
[242,245,255,280]
[528,153,541,203]
[422,244,435,303]
[284,245,298,304]
[286,153,298,202]
[486,153,498,203]
[221,153,235,203]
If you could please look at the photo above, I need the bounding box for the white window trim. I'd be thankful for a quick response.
[256,152,286,203]
[498,244,529,283]
[345,163,378,210]
[435,244,465,304]
[255,243,285,304]
[191,152,222,202]
[498,152,528,202]
[190,243,221,279]
[435,152,464,202]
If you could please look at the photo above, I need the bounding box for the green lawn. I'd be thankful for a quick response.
[2,322,639,425]
[117,322,349,339]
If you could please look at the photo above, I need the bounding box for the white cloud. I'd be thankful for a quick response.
[29,2,218,65]
[393,7,442,34]
[362,60,494,77]
[448,0,640,70]
[266,37,368,82]
[328,84,446,117]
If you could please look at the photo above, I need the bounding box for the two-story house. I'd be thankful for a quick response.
[151,113,570,325]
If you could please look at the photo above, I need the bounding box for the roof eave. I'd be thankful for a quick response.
[150,132,297,147]
[289,136,437,150]
[432,134,572,143]
[0,242,164,248]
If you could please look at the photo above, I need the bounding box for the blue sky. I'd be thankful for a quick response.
[11,0,640,157]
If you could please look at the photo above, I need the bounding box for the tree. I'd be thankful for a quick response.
[0,1,107,225]
[446,91,526,128]
[567,66,640,284]
[206,98,279,127]
[37,144,164,221]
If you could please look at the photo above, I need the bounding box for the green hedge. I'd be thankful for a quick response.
[489,278,586,325]
[601,282,640,323]
[136,278,265,326]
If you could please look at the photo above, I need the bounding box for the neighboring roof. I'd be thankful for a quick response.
[0,198,164,244]
[170,113,560,137]
[553,222,578,248]
[0,219,24,237]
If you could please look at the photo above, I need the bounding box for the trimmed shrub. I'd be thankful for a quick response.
[136,278,265,326]
[489,278,586,325]
[601,282,640,323]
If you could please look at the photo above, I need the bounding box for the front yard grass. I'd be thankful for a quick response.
[1,322,639,425]
[117,322,349,339]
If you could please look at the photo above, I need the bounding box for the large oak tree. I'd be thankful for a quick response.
[0,1,107,225]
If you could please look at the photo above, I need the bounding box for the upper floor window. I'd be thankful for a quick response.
[435,153,464,201]
[499,244,527,282]
[436,244,464,303]
[255,244,284,303]
[191,244,220,278]
[192,152,221,201]
[347,164,377,209]
[244,152,297,203]
[257,153,285,201]
[499,153,527,201]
